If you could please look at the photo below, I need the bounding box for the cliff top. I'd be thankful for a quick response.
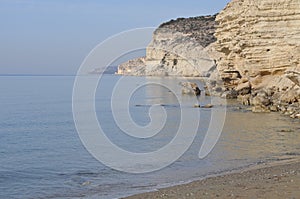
[157,14,217,47]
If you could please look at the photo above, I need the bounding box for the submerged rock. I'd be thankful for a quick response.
[193,104,213,108]
[202,104,214,108]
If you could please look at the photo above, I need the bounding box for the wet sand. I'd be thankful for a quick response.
[123,160,300,199]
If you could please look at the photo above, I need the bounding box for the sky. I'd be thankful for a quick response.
[0,0,231,75]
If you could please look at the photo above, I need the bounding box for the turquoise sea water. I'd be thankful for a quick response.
[0,75,299,199]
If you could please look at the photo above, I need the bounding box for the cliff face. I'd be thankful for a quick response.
[117,15,218,77]
[116,0,300,118]
[214,0,300,117]
[116,57,146,76]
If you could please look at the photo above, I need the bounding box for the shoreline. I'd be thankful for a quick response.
[123,158,300,199]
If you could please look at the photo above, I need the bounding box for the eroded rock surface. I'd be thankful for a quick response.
[214,0,300,118]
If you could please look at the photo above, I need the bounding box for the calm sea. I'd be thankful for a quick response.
[0,75,299,199]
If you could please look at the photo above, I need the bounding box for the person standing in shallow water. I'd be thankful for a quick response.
[188,83,202,107]
[179,82,203,107]
[193,86,201,96]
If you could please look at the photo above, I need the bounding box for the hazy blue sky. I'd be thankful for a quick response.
[0,0,230,75]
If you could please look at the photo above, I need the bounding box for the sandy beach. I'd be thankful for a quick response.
[124,160,300,199]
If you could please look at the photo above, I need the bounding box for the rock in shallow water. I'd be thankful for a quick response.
[193,104,213,108]
[202,104,214,108]
[180,82,201,96]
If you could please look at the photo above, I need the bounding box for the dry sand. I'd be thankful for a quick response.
[123,160,300,199]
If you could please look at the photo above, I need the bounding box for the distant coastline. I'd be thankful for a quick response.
[0,74,77,76]
[0,66,118,77]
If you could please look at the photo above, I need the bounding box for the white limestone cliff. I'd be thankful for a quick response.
[117,15,218,77]
[214,0,300,117]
